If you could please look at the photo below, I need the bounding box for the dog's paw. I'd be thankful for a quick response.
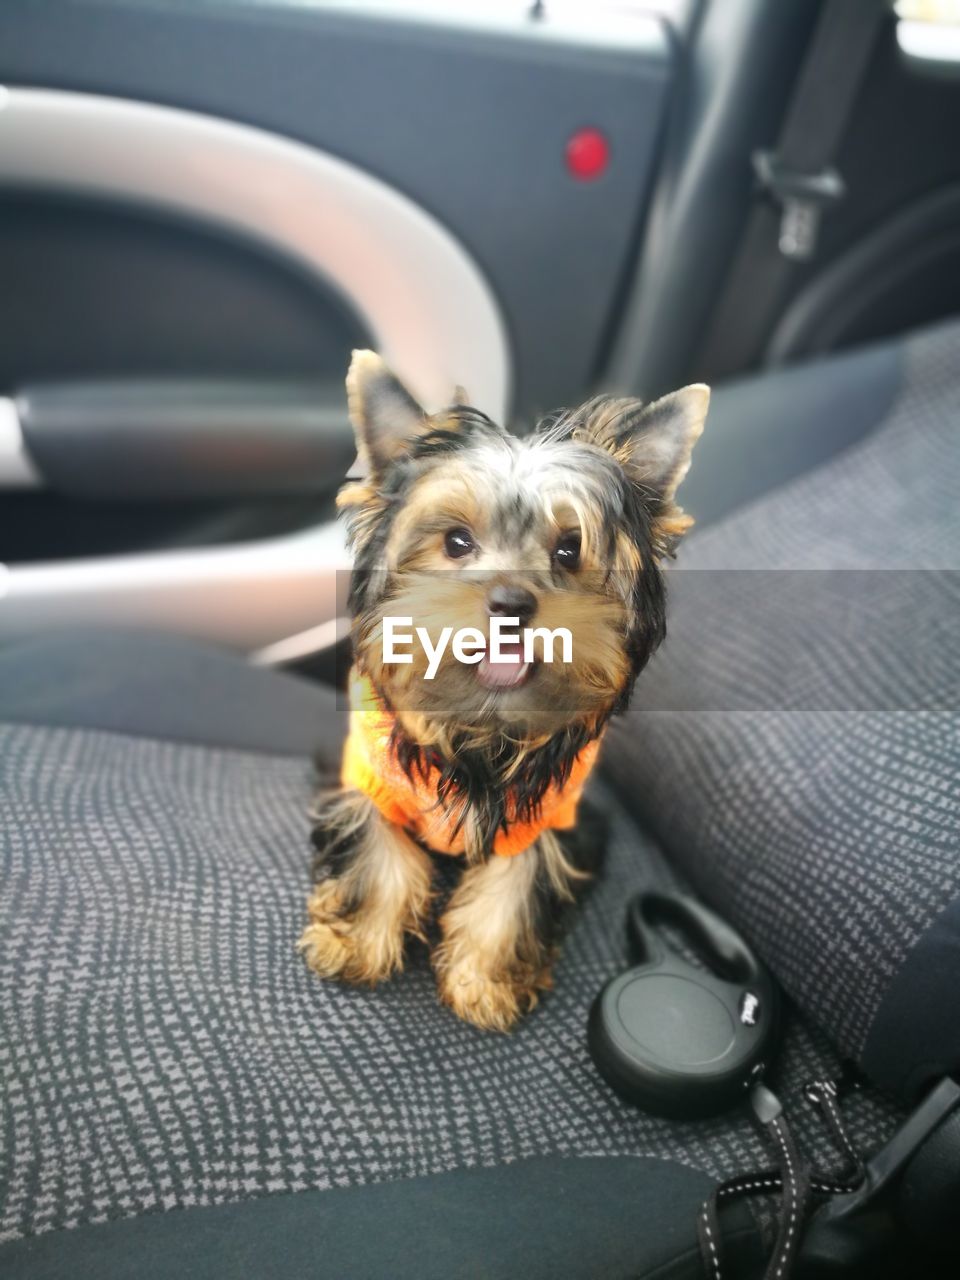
[434,950,551,1033]
[298,881,406,986]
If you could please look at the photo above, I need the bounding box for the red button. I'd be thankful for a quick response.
[565,127,610,181]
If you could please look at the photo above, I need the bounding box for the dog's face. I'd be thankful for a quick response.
[340,352,708,745]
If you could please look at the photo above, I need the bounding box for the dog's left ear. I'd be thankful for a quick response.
[579,385,710,503]
[345,350,430,478]
[578,385,709,553]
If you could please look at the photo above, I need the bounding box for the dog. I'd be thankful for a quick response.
[299,350,708,1031]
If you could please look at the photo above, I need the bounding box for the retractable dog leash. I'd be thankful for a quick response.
[587,892,883,1279]
[589,892,780,1119]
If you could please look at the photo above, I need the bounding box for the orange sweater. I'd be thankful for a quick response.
[342,669,601,857]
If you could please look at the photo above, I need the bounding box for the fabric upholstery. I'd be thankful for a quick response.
[679,337,903,530]
[0,719,901,1253]
[5,322,956,1267]
[0,1156,761,1280]
[0,629,340,756]
[607,319,960,1097]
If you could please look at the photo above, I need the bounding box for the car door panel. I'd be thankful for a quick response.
[0,2,674,654]
[0,0,672,416]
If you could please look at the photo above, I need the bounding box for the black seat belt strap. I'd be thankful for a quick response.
[698,0,888,381]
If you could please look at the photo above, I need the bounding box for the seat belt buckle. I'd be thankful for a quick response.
[752,150,846,261]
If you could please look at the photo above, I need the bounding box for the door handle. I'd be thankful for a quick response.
[14,378,355,499]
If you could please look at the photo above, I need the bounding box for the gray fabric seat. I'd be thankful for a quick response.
[607,318,960,1101]
[2,319,958,1277]
[0,709,898,1279]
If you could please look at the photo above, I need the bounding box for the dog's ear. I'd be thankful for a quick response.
[345,350,429,477]
[578,385,710,504]
[577,385,709,554]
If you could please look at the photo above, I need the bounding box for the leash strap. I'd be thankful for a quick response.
[697,1071,866,1280]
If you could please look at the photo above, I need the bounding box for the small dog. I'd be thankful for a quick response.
[299,351,708,1030]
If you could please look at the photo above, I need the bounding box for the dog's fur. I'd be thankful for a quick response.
[299,352,708,1030]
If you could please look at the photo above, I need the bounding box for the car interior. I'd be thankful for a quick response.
[1,1,958,1277]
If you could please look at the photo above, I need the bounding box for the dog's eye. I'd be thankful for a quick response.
[444,527,476,559]
[553,532,581,570]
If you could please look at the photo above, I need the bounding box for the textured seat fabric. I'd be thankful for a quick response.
[677,336,904,530]
[0,1154,762,1280]
[0,629,341,755]
[3,322,956,1274]
[0,713,900,1274]
[606,319,960,1100]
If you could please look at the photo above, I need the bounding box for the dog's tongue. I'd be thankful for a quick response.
[477,641,530,691]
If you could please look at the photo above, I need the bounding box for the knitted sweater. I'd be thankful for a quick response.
[341,668,601,857]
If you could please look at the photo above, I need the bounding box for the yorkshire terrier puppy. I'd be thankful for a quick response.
[299,351,708,1031]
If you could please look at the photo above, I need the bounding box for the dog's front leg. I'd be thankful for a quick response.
[299,791,432,986]
[434,831,581,1032]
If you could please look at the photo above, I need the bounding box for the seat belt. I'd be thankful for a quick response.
[698,0,889,381]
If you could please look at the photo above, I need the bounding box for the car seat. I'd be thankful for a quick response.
[2,319,958,1278]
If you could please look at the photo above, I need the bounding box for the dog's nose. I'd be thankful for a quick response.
[486,585,537,625]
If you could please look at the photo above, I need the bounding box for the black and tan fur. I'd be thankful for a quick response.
[300,351,708,1030]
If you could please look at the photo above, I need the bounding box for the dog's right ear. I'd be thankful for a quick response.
[345,350,429,479]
